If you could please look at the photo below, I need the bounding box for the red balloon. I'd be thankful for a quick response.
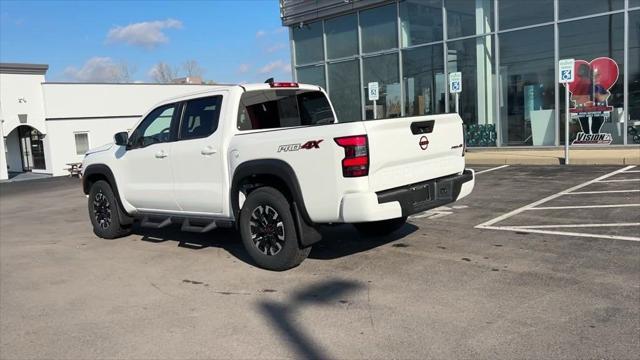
[590,57,619,90]
[566,57,619,95]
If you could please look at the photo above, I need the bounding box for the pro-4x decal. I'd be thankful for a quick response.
[277,140,323,152]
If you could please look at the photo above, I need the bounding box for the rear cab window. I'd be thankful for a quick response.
[237,89,335,131]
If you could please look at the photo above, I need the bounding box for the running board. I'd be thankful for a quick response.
[140,216,172,229]
[181,219,217,233]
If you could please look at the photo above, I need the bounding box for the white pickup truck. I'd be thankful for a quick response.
[82,81,474,270]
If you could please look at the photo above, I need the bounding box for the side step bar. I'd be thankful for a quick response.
[140,216,172,229]
[138,215,230,233]
[181,219,217,233]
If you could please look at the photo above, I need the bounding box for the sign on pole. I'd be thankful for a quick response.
[559,58,575,165]
[449,72,462,93]
[367,82,379,101]
[559,58,575,83]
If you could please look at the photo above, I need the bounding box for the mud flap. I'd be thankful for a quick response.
[292,202,322,247]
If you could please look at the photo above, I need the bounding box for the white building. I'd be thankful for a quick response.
[0,63,217,181]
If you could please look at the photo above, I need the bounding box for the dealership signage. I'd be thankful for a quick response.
[566,57,619,145]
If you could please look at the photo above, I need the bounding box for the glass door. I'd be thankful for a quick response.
[17,126,45,171]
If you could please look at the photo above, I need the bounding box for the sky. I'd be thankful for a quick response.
[0,0,292,84]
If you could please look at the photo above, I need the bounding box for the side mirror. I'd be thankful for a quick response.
[114,132,128,146]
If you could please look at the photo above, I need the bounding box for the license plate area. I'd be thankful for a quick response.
[410,183,432,209]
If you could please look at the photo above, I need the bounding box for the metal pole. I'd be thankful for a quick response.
[455,93,460,114]
[565,87,570,165]
[373,99,377,120]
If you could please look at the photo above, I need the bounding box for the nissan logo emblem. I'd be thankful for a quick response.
[419,136,429,150]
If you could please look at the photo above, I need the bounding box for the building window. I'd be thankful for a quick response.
[632,0,640,8]
[559,0,624,20]
[447,36,495,129]
[499,26,555,146]
[499,0,553,30]
[446,0,493,39]
[325,13,358,60]
[629,11,640,145]
[400,0,443,47]
[328,60,361,122]
[74,132,89,155]
[402,44,446,116]
[363,53,400,120]
[296,65,326,89]
[293,21,323,65]
[559,14,625,145]
[360,4,398,54]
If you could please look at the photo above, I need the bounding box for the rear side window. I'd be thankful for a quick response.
[179,95,223,140]
[237,90,335,130]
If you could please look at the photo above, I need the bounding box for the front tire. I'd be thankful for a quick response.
[239,187,310,271]
[354,217,408,237]
[88,180,131,239]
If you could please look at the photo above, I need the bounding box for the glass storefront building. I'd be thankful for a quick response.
[281,0,640,147]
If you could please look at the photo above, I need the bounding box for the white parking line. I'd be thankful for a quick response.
[475,165,640,241]
[528,204,640,210]
[622,170,640,173]
[475,165,509,175]
[564,190,640,195]
[507,223,640,229]
[597,179,640,183]
[476,165,635,228]
[478,226,640,242]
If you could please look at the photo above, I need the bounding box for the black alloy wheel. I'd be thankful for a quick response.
[250,205,286,256]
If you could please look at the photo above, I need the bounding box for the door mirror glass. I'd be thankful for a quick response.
[114,132,128,146]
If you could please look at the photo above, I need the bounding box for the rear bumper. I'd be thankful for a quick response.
[339,169,475,222]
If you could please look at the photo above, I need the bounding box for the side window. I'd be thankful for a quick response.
[128,104,176,149]
[298,91,335,125]
[237,90,335,130]
[179,95,223,140]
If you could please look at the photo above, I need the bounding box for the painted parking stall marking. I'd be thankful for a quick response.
[476,165,640,242]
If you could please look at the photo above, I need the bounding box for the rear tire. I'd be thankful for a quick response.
[354,217,408,237]
[239,187,310,271]
[88,180,131,239]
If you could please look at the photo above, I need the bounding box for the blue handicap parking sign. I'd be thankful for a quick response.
[561,69,572,80]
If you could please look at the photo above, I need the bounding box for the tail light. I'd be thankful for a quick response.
[334,135,369,177]
[269,82,299,88]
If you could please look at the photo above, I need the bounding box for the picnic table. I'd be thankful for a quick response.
[65,162,82,177]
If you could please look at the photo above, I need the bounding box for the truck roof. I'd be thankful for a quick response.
[153,82,324,105]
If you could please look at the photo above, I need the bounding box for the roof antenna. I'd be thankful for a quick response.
[264,77,274,84]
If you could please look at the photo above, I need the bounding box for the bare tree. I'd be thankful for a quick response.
[116,61,137,83]
[182,59,205,78]
[151,61,178,83]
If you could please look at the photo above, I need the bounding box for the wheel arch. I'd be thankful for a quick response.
[231,159,321,247]
[230,159,311,223]
[83,164,132,221]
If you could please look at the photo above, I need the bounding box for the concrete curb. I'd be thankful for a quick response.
[465,148,640,166]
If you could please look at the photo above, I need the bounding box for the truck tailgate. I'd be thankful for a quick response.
[364,114,466,192]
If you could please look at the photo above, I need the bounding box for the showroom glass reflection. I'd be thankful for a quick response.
[292,0,639,146]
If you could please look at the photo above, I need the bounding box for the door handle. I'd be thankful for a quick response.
[201,146,217,155]
[155,150,168,159]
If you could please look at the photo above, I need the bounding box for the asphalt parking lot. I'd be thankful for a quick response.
[1,165,638,359]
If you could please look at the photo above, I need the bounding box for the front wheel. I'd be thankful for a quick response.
[88,180,131,239]
[239,187,310,271]
[354,217,408,237]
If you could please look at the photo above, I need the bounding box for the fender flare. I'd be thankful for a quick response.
[230,159,321,247]
[82,164,132,223]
